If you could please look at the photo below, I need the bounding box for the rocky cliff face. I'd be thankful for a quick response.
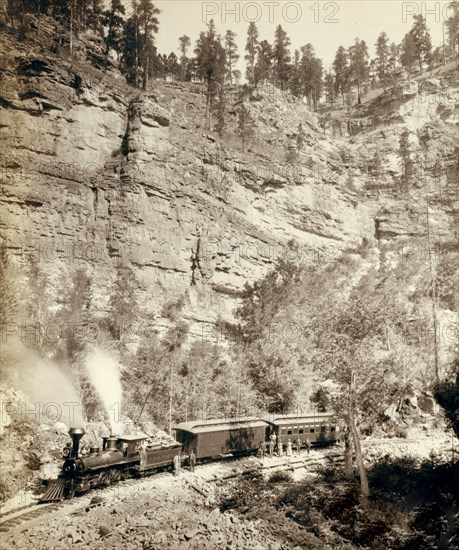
[1,21,458,342]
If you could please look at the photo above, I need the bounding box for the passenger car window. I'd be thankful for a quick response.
[321,426,326,432]
[310,428,315,433]
[287,429,293,435]
[299,428,304,434]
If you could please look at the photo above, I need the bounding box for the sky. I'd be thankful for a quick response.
[144,0,452,71]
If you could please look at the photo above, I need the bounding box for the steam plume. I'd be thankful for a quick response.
[84,345,123,434]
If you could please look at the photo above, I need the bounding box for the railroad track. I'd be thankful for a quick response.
[200,450,335,483]
[0,471,175,534]
[0,502,62,534]
[0,448,342,534]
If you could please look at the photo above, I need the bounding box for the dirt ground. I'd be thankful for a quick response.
[1,428,455,550]
[3,458,292,550]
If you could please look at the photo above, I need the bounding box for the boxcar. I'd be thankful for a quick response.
[264,413,340,447]
[173,418,267,460]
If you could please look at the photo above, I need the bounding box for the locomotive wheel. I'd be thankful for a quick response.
[98,471,110,487]
[109,469,121,484]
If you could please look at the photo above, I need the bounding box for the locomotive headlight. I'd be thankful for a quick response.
[63,460,77,473]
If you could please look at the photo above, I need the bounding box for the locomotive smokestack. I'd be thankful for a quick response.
[68,428,85,458]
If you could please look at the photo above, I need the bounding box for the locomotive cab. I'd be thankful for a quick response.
[116,435,148,457]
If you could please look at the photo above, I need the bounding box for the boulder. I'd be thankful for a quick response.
[397,80,418,98]
[419,79,441,94]
[418,395,436,414]
[384,403,398,420]
[98,526,110,539]
[209,508,221,521]
[89,496,105,507]
[184,527,200,540]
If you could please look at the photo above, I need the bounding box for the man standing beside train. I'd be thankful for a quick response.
[173,453,181,475]
[295,437,302,456]
[268,436,275,458]
[277,440,283,457]
[189,449,196,472]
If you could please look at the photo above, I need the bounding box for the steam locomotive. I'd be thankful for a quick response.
[40,413,340,502]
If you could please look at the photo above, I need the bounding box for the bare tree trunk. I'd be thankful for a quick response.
[143,21,149,91]
[347,371,369,498]
[205,85,210,130]
[69,0,73,55]
[343,426,353,477]
[143,53,149,91]
[168,365,173,435]
[349,407,370,498]
[134,10,139,88]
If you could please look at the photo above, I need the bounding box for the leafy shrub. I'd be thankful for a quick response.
[219,475,268,514]
[323,482,360,521]
[0,478,15,503]
[268,471,293,484]
[394,426,408,438]
[354,517,391,546]
[26,451,41,471]
[410,504,446,537]
[285,148,299,164]
[161,295,185,321]
[369,456,420,497]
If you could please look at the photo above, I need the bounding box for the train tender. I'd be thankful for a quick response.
[264,413,341,447]
[173,417,267,460]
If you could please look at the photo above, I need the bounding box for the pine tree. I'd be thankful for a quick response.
[178,35,191,81]
[296,122,306,150]
[324,71,335,105]
[121,0,160,89]
[254,39,273,87]
[289,49,301,97]
[215,83,226,138]
[101,0,125,68]
[224,30,239,84]
[410,15,432,73]
[348,38,369,104]
[445,0,459,58]
[233,69,242,85]
[88,0,103,32]
[299,43,323,110]
[388,42,400,82]
[194,20,226,130]
[121,16,138,85]
[237,103,255,153]
[375,32,390,87]
[368,59,378,89]
[400,32,418,74]
[273,24,291,90]
[166,52,179,80]
[333,46,349,103]
[245,22,259,85]
[138,0,160,90]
